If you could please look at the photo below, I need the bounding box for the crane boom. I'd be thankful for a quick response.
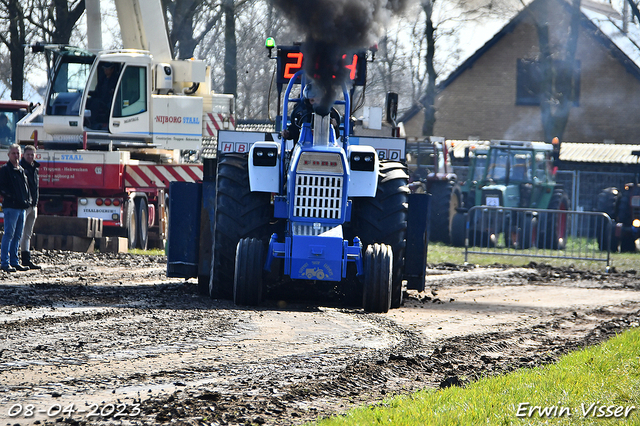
[114,0,173,62]
[115,0,173,62]
[86,0,103,53]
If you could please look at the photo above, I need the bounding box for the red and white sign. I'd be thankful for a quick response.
[124,165,203,188]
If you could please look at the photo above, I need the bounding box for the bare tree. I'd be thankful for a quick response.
[421,0,436,136]
[162,0,224,59]
[202,0,297,118]
[0,0,29,99]
[28,0,85,44]
[222,0,237,95]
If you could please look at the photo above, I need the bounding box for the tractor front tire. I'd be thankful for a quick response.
[538,190,569,250]
[362,243,392,313]
[350,161,409,309]
[234,238,264,306]
[210,154,273,300]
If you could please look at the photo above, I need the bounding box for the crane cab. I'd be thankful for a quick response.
[39,47,204,150]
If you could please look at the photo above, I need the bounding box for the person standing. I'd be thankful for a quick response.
[0,144,31,272]
[19,145,41,270]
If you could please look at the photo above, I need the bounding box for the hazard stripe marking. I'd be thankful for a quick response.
[124,165,203,188]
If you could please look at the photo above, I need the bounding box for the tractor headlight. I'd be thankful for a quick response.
[253,147,278,166]
[350,152,375,171]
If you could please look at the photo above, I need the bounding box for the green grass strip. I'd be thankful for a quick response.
[313,327,640,425]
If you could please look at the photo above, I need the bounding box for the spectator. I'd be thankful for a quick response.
[19,145,41,270]
[0,144,31,272]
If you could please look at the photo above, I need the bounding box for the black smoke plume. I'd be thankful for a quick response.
[271,0,413,115]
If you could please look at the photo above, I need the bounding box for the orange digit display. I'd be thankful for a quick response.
[284,52,303,79]
[343,54,358,80]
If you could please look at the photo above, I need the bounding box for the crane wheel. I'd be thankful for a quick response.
[135,198,149,251]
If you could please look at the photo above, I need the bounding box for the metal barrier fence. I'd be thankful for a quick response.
[454,167,635,212]
[461,206,613,267]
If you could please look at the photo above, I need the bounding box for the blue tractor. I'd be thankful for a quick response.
[167,46,429,313]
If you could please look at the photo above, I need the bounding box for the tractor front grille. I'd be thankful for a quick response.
[293,224,334,236]
[294,174,342,219]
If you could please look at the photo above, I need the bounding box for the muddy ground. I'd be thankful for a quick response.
[0,251,639,426]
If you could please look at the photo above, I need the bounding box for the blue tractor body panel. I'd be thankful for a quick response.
[289,228,344,281]
[264,113,364,282]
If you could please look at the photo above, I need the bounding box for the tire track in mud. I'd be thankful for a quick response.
[137,306,640,426]
[0,253,639,425]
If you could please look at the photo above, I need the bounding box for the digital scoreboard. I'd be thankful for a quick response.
[276,45,366,86]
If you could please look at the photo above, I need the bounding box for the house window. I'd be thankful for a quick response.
[516,59,580,106]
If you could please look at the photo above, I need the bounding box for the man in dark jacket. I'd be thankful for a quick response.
[19,145,41,269]
[0,144,31,272]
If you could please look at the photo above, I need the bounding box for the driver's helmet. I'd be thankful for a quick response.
[303,83,320,100]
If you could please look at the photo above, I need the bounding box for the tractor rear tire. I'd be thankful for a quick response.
[428,180,454,243]
[210,154,273,300]
[596,187,619,252]
[362,243,392,313]
[233,238,264,306]
[538,190,569,250]
[350,161,409,309]
[450,212,466,247]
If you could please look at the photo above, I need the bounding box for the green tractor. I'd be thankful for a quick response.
[451,140,570,249]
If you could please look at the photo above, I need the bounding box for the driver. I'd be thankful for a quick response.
[282,83,340,143]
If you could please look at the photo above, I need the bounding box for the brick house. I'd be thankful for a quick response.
[400,0,640,144]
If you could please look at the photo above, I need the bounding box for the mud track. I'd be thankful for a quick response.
[0,251,639,425]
